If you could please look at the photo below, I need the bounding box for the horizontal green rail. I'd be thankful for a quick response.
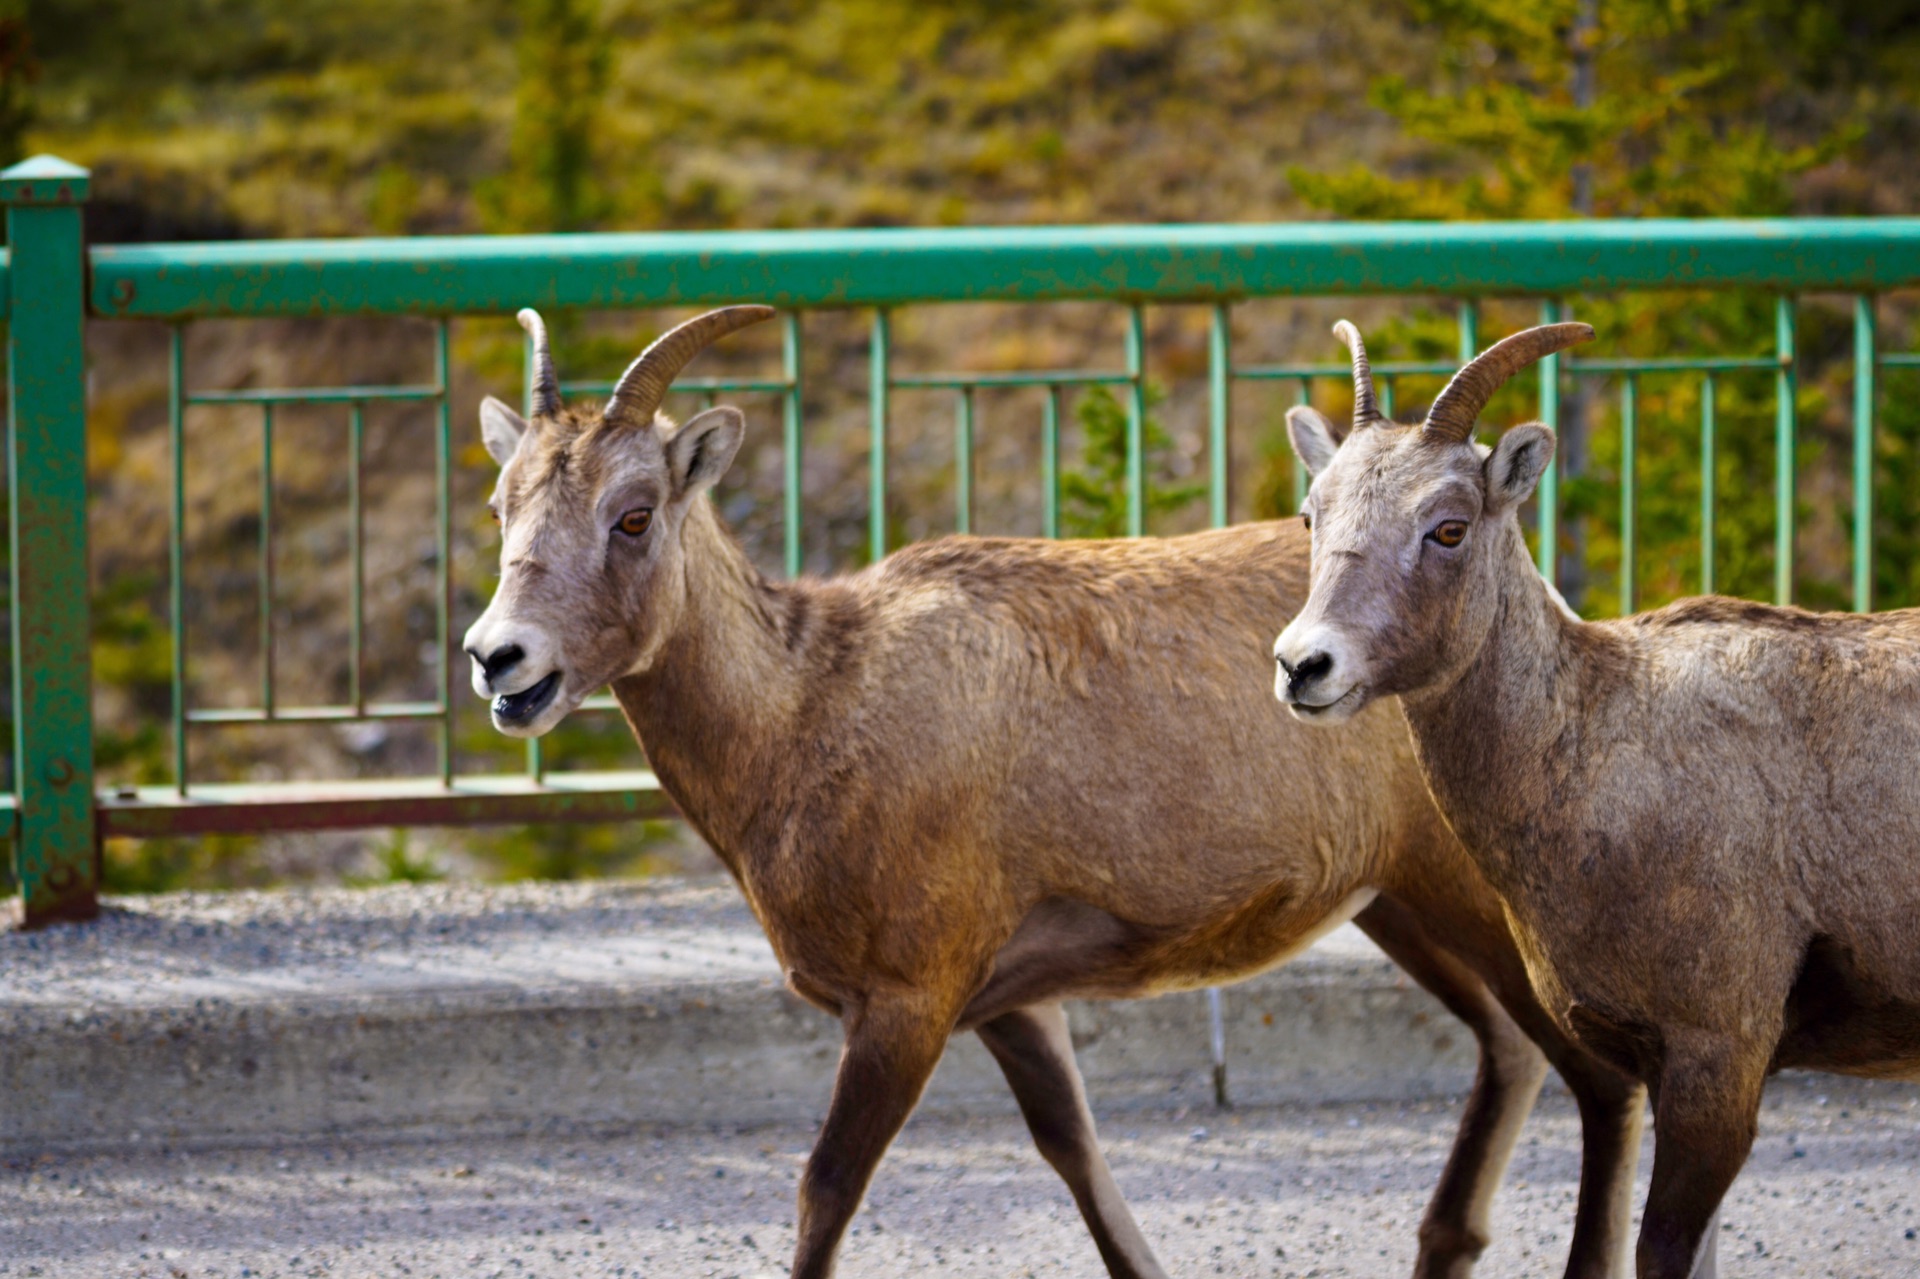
[90,219,1920,319]
[99,770,674,839]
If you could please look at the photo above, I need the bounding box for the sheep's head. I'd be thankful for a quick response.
[1272,318,1592,724]
[461,305,774,737]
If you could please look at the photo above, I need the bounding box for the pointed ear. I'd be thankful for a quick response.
[665,406,745,497]
[1485,423,1556,512]
[479,396,529,467]
[1286,405,1345,478]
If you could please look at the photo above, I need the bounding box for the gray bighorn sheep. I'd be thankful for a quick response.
[1274,318,1920,1279]
[462,305,1643,1279]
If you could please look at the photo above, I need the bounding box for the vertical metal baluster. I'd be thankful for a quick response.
[349,401,365,714]
[260,403,275,718]
[1292,377,1310,510]
[1207,985,1230,1110]
[1041,385,1061,540]
[870,309,890,564]
[1208,303,1231,530]
[1701,376,1717,597]
[1536,299,1564,586]
[1458,299,1480,364]
[435,318,454,785]
[1205,303,1236,1094]
[1379,376,1395,422]
[1854,295,1876,613]
[1620,376,1637,614]
[782,311,804,579]
[955,386,975,535]
[1775,296,1798,606]
[1124,305,1146,538]
[702,389,718,411]
[523,317,543,781]
[170,325,188,795]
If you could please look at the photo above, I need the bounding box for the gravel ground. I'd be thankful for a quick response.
[0,882,773,1011]
[3,1074,1916,1279]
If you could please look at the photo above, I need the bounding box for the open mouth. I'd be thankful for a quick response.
[493,670,561,724]
[1293,683,1362,717]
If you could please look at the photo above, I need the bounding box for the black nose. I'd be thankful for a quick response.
[468,643,525,686]
[1282,650,1333,699]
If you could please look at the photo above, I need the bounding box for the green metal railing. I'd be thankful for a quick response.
[9,152,1920,924]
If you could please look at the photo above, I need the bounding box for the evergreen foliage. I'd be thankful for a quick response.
[479,0,612,232]
[1061,384,1204,540]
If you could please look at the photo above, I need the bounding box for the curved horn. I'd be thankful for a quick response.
[516,308,563,419]
[1423,322,1595,442]
[603,305,778,428]
[1331,319,1384,430]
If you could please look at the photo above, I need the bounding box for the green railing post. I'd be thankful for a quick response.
[954,386,974,534]
[1207,304,1231,529]
[1457,300,1479,365]
[1774,295,1798,606]
[3,156,97,926]
[1291,378,1310,511]
[1123,305,1146,537]
[1619,376,1638,614]
[869,309,890,564]
[1700,376,1717,596]
[1041,385,1061,540]
[782,311,804,578]
[1535,299,1563,586]
[1853,295,1876,613]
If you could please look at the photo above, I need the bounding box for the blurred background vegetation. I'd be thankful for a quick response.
[4,0,1919,894]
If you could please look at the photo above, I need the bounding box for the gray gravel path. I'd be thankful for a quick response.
[0,883,776,1012]
[4,1074,1916,1279]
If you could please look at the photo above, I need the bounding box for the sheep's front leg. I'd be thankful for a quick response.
[1634,1036,1766,1279]
[1544,1033,1645,1279]
[977,1002,1170,1279]
[791,993,954,1279]
[1358,897,1549,1279]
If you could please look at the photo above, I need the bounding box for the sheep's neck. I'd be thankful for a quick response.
[610,499,809,884]
[1397,522,1595,898]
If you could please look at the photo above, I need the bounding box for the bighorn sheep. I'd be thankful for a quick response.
[462,305,1643,1279]
[1275,318,1920,1279]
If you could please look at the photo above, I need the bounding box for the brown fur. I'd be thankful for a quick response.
[1280,350,1920,1279]
[465,373,1640,1279]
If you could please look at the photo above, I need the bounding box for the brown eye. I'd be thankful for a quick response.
[1301,511,1312,531]
[487,508,501,526]
[616,508,653,537]
[1430,520,1468,547]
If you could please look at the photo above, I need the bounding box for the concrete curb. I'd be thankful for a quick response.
[1,881,1484,1154]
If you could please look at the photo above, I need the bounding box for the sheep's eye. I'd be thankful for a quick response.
[487,508,501,527]
[1300,511,1312,531]
[616,508,653,537]
[1429,520,1468,547]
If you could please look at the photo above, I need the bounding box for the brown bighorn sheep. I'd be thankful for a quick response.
[1275,318,1920,1279]
[462,306,1643,1279]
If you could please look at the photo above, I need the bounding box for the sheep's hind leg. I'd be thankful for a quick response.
[1358,896,1550,1279]
[790,993,955,1279]
[977,1002,1170,1279]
